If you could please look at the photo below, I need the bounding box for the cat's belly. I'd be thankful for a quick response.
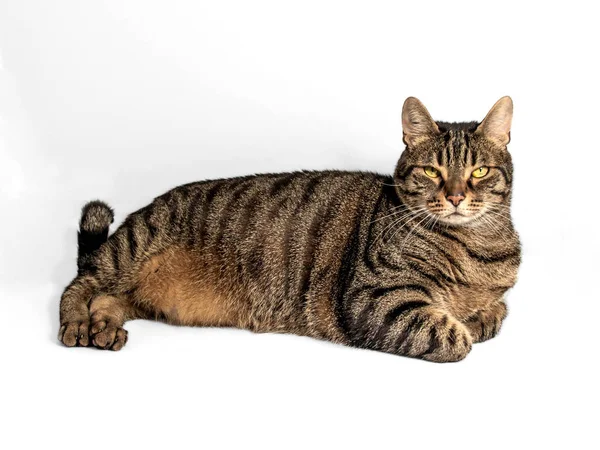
[133,246,243,327]
[131,245,309,333]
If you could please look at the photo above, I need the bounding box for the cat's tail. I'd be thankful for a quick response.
[77,200,114,274]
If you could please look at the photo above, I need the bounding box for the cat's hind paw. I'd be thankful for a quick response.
[58,320,90,347]
[90,319,128,351]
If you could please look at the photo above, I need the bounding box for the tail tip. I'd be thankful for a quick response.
[80,200,114,233]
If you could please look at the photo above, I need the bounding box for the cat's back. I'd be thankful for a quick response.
[150,169,386,248]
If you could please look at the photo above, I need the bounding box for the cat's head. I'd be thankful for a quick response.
[394,96,514,226]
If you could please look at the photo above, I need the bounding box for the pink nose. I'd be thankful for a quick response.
[446,193,465,206]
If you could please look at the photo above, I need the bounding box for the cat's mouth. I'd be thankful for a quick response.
[425,202,485,226]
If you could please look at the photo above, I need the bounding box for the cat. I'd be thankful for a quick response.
[58,96,520,363]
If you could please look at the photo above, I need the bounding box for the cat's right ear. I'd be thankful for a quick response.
[475,96,513,146]
[402,97,440,147]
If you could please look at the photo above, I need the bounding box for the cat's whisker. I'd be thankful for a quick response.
[387,211,427,245]
[474,210,514,248]
[375,207,427,247]
[381,206,427,234]
[478,215,503,241]
[397,212,431,253]
[487,204,513,216]
[370,207,428,250]
[370,204,412,224]
[482,212,515,240]
[484,210,512,222]
[396,210,433,257]
[484,207,515,225]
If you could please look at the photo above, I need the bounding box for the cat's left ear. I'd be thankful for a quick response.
[476,96,513,146]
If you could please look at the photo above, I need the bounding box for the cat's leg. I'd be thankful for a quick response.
[58,275,98,347]
[463,301,507,344]
[349,296,473,363]
[89,294,142,351]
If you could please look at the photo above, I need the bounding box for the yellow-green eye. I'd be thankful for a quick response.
[424,167,440,178]
[472,167,489,178]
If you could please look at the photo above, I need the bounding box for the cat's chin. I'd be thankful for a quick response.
[437,212,477,226]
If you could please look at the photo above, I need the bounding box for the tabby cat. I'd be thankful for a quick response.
[58,97,520,363]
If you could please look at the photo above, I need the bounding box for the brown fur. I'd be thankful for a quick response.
[58,97,521,363]
[134,247,238,327]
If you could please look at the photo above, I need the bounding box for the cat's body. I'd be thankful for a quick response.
[59,97,520,362]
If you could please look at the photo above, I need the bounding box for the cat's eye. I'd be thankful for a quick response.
[423,167,440,178]
[471,167,489,178]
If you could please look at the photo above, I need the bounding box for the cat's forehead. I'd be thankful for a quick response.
[436,129,476,167]
[408,123,504,167]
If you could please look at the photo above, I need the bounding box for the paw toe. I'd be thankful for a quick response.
[90,320,107,335]
[91,320,128,350]
[59,321,89,347]
[424,324,473,363]
[77,322,89,347]
[92,328,115,349]
[111,329,128,351]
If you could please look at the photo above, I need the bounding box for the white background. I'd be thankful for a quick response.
[1,1,598,449]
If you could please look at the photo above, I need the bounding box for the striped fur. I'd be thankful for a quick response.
[58,97,521,363]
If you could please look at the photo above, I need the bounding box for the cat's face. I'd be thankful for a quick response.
[394,97,514,226]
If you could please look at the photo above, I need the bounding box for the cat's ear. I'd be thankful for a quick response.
[402,97,440,147]
[476,96,513,146]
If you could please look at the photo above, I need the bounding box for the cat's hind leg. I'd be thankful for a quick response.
[58,201,115,347]
[58,275,98,347]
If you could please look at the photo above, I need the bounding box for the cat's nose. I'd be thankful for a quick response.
[446,193,465,206]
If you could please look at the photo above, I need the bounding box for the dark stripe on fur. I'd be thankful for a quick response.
[370,284,432,300]
[333,202,364,335]
[372,300,429,346]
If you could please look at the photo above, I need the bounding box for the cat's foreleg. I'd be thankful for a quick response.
[348,293,473,363]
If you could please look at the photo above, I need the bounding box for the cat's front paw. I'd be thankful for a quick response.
[421,316,473,363]
[465,318,499,343]
[464,302,507,343]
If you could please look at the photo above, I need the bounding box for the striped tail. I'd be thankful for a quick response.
[77,200,114,274]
